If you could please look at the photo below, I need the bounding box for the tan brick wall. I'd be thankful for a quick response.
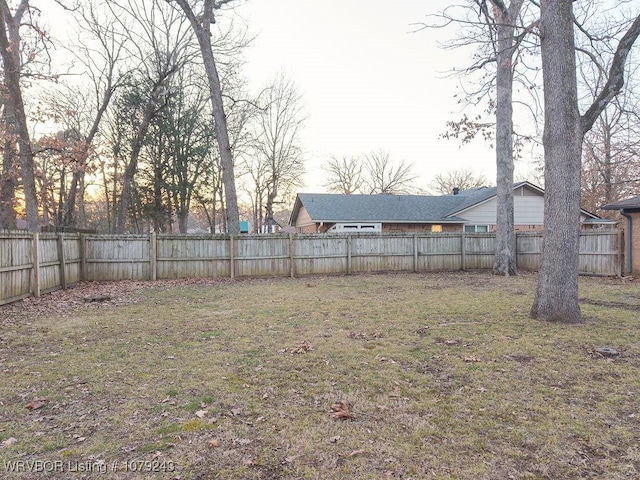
[298,224,318,233]
[382,223,432,233]
[632,213,640,275]
[514,224,544,232]
[618,213,640,275]
[381,223,463,233]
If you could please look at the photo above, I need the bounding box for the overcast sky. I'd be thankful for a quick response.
[233,0,540,193]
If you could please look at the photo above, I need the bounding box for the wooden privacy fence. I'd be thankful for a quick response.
[0,230,623,306]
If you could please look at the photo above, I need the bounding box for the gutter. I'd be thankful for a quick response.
[620,209,632,274]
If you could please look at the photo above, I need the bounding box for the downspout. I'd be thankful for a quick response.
[620,209,632,274]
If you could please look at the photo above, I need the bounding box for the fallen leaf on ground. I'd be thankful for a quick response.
[347,331,367,339]
[25,398,48,410]
[195,409,208,418]
[1,437,17,448]
[331,401,354,420]
[233,438,252,446]
[289,341,312,354]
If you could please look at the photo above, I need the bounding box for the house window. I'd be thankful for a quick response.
[464,225,489,233]
[431,225,442,233]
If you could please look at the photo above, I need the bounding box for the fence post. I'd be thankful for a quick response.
[289,233,295,278]
[617,229,624,277]
[347,235,352,274]
[32,232,40,297]
[57,233,67,290]
[80,234,87,282]
[211,235,216,278]
[229,235,235,279]
[150,232,157,281]
[460,232,466,271]
[413,234,418,273]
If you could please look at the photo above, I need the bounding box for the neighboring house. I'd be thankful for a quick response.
[290,181,612,234]
[602,196,640,275]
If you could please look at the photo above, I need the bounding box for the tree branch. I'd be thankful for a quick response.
[581,15,640,134]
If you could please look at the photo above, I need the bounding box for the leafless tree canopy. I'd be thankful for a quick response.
[242,73,306,233]
[429,169,489,195]
[363,151,416,195]
[322,156,364,194]
[322,151,416,195]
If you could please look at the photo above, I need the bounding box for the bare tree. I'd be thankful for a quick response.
[426,1,536,276]
[166,0,241,234]
[578,48,640,217]
[58,0,131,228]
[531,3,640,323]
[430,169,489,194]
[363,150,416,194]
[490,0,527,277]
[107,0,191,233]
[581,98,640,217]
[322,155,364,194]
[245,73,305,233]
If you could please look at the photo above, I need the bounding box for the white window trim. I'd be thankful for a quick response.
[464,224,489,233]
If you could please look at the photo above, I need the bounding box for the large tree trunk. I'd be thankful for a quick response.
[492,0,523,276]
[531,0,583,323]
[0,104,18,229]
[171,0,240,234]
[0,1,39,231]
[532,5,640,323]
[115,99,157,234]
[63,87,116,228]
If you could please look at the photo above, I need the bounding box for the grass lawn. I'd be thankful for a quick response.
[1,272,639,479]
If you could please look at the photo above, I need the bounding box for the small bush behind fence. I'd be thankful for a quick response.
[0,230,622,306]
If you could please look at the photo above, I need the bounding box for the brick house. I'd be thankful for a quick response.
[603,196,640,275]
[290,181,611,234]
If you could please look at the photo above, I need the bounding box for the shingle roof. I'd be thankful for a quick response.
[295,183,539,223]
[292,181,606,225]
[297,192,468,223]
[602,196,640,210]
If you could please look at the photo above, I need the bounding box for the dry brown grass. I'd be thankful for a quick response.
[1,272,639,479]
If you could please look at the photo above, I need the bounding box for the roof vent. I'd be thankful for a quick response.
[453,187,460,195]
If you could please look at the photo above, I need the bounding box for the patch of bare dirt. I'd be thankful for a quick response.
[0,277,236,326]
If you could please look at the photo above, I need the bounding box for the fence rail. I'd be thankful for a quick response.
[0,230,623,306]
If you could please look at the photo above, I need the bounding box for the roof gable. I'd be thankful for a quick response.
[445,181,540,216]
